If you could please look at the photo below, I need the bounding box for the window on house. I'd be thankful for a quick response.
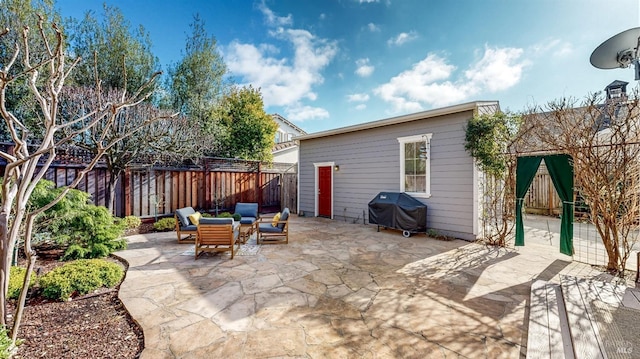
[275,131,282,143]
[398,134,432,196]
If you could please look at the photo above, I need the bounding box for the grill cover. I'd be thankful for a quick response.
[368,192,427,232]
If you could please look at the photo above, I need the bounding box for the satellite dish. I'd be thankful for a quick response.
[591,27,640,79]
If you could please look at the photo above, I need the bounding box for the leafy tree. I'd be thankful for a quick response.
[67,4,159,95]
[0,19,164,343]
[217,86,278,161]
[167,14,228,154]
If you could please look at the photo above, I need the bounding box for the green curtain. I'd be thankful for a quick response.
[515,156,543,246]
[544,155,574,255]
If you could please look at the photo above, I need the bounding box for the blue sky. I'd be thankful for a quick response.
[56,0,640,133]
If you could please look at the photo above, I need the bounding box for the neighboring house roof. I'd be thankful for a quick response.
[272,113,307,135]
[295,101,499,141]
[606,80,628,88]
[272,140,298,153]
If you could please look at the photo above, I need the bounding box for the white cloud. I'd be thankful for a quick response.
[347,93,370,102]
[387,31,417,46]
[531,38,574,59]
[464,46,527,92]
[225,25,337,112]
[355,58,375,77]
[374,47,527,113]
[357,0,379,3]
[285,103,330,121]
[355,104,367,110]
[257,1,292,27]
[367,23,380,32]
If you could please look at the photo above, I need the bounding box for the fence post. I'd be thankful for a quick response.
[257,161,262,213]
[124,169,131,217]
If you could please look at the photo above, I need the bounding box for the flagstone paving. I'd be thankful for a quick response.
[117,215,621,358]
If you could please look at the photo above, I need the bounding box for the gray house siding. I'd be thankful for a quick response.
[298,103,495,241]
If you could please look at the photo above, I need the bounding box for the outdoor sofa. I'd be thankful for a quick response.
[195,217,241,260]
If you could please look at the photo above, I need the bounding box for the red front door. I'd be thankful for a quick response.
[318,166,332,217]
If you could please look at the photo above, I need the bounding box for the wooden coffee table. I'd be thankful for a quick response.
[239,223,254,244]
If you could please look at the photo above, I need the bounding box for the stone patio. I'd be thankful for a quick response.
[117,215,625,358]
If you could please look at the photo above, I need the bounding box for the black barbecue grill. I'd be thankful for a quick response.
[368,192,427,237]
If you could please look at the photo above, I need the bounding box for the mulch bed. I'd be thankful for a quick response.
[9,223,156,359]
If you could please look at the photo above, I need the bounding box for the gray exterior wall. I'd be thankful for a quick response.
[298,106,489,241]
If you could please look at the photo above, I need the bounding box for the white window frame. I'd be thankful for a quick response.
[398,133,432,198]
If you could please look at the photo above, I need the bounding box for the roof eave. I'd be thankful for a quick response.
[295,101,498,141]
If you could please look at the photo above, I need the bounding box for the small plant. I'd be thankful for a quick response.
[426,229,439,238]
[219,212,241,221]
[0,326,14,359]
[39,259,124,301]
[8,266,36,300]
[201,212,213,218]
[153,217,175,231]
[121,216,141,230]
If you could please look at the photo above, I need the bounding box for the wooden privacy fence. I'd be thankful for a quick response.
[125,166,297,218]
[2,156,297,219]
[524,163,588,217]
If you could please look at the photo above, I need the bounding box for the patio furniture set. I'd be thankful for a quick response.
[174,203,290,260]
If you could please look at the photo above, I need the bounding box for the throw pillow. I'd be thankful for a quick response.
[271,212,281,227]
[188,212,202,225]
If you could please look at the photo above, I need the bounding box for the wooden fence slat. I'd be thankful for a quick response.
[2,159,297,218]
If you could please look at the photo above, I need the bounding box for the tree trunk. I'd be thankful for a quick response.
[106,172,122,215]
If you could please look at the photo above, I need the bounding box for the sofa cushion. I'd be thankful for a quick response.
[176,207,196,227]
[234,203,258,218]
[188,212,202,225]
[272,212,281,227]
[259,223,283,233]
[181,224,198,232]
[199,217,234,225]
[278,208,290,230]
[239,216,257,225]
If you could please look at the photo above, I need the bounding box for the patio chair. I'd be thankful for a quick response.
[195,218,241,260]
[234,202,259,225]
[175,207,198,243]
[234,202,260,239]
[256,207,290,244]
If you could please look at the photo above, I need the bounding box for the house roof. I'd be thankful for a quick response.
[606,80,629,89]
[272,113,307,135]
[272,140,298,153]
[295,101,499,141]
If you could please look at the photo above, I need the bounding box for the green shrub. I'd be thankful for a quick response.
[121,216,141,230]
[218,212,241,221]
[39,259,124,301]
[0,326,13,359]
[8,266,36,300]
[28,180,126,259]
[201,212,213,218]
[153,217,175,231]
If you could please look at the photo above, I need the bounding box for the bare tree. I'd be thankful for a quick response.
[0,18,171,343]
[61,88,188,212]
[521,94,640,275]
